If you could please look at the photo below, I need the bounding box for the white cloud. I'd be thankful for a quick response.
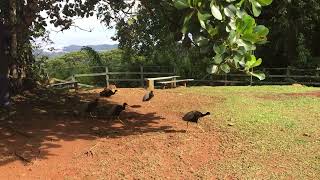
[46,16,118,49]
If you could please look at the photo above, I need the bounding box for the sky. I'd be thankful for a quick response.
[43,16,118,50]
[36,0,140,51]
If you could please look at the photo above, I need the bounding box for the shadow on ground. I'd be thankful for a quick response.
[0,88,184,166]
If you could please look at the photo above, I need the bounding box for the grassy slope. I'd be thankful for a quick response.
[174,86,320,179]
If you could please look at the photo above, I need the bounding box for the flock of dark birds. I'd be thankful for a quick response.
[85,86,210,131]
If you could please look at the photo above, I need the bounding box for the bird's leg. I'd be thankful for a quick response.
[185,122,189,132]
[197,123,205,132]
[117,116,125,125]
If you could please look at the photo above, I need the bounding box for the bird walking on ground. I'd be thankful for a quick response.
[100,88,117,97]
[111,102,128,124]
[85,98,99,117]
[182,111,210,132]
[142,91,154,102]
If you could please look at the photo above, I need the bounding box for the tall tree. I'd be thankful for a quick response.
[257,0,320,67]
[1,0,273,82]
[115,0,273,79]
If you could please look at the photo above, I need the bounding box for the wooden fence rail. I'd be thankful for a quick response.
[70,65,175,87]
[200,67,320,86]
[56,66,320,88]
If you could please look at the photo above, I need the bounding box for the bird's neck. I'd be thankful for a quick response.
[201,113,209,117]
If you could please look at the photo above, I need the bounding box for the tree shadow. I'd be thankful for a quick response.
[0,88,184,166]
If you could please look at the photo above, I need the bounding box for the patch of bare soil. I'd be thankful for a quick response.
[257,91,320,100]
[284,91,320,98]
[0,88,221,179]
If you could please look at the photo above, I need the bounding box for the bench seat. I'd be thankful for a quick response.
[158,79,194,84]
[158,79,194,88]
[145,76,180,90]
[50,81,78,90]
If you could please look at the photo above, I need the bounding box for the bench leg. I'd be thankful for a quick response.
[182,82,187,87]
[74,82,78,91]
[147,80,154,91]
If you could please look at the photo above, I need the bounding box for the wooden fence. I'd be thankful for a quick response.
[55,66,320,88]
[194,67,320,86]
[68,65,176,87]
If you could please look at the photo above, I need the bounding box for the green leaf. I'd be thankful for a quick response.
[197,11,212,21]
[213,44,226,54]
[236,39,256,51]
[248,71,266,80]
[236,9,246,18]
[194,35,209,47]
[234,54,245,68]
[207,25,218,37]
[245,55,256,68]
[220,63,231,73]
[224,4,237,18]
[237,0,245,7]
[173,0,190,9]
[228,19,236,30]
[213,54,223,64]
[210,1,222,20]
[127,18,135,25]
[197,11,211,29]
[251,0,262,17]
[207,65,219,74]
[182,11,195,34]
[228,30,237,44]
[245,55,262,69]
[241,33,259,43]
[236,14,256,34]
[192,0,201,7]
[253,25,269,36]
[252,58,262,67]
[256,0,272,6]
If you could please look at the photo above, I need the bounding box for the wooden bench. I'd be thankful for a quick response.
[158,79,194,89]
[145,76,180,90]
[50,81,79,90]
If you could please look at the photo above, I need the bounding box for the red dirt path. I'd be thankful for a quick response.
[0,88,221,179]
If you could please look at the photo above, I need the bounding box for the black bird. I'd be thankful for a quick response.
[100,88,117,97]
[142,91,154,101]
[85,98,99,117]
[111,103,128,124]
[182,111,210,131]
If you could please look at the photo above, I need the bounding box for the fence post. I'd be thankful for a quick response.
[224,73,227,86]
[250,68,253,86]
[71,74,76,82]
[140,65,144,88]
[105,66,109,87]
[173,66,177,87]
[286,67,290,78]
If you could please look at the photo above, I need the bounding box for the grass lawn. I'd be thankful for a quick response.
[174,86,320,179]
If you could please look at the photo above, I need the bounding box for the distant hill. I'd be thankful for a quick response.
[62,44,118,52]
[34,44,118,58]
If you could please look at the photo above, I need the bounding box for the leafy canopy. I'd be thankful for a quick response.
[172,0,272,80]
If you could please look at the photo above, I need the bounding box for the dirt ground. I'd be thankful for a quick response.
[0,88,222,179]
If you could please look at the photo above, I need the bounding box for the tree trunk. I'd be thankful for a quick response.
[0,23,10,106]
[9,0,17,64]
[0,23,10,76]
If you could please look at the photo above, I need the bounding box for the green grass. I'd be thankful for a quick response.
[174,86,320,179]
